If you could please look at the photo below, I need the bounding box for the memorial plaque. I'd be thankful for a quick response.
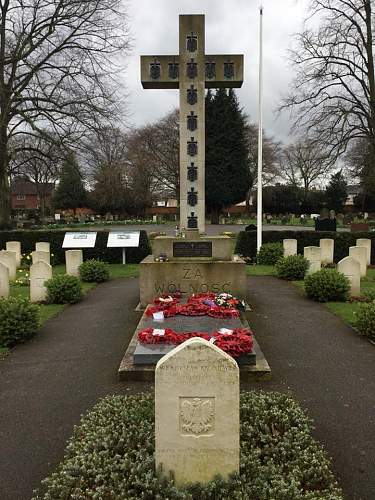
[107,231,140,248]
[62,232,97,248]
[173,241,212,257]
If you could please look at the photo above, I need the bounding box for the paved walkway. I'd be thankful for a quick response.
[0,276,374,499]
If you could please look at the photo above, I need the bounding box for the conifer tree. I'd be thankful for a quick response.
[325,170,347,213]
[205,88,251,223]
[53,153,87,215]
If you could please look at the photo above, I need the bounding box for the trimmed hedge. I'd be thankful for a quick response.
[235,230,375,264]
[305,269,350,302]
[33,392,343,499]
[0,230,151,264]
[0,297,40,347]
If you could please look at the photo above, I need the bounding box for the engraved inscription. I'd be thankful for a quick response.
[180,397,215,436]
[173,242,212,257]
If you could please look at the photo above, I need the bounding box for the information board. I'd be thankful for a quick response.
[107,231,140,248]
[62,232,97,248]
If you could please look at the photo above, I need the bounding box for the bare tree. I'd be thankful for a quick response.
[280,0,374,161]
[280,139,334,203]
[0,0,130,227]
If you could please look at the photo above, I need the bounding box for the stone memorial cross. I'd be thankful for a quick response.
[141,15,244,233]
[155,337,239,486]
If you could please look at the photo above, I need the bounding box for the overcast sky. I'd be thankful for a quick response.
[123,0,310,143]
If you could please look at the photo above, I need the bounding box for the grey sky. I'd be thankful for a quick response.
[124,0,309,142]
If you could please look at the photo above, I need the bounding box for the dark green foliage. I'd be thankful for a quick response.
[325,171,348,213]
[305,269,350,302]
[0,230,151,264]
[46,275,82,304]
[33,392,342,500]
[205,89,251,222]
[235,230,375,264]
[52,153,87,213]
[355,302,375,340]
[79,259,109,283]
[257,242,283,265]
[275,255,309,280]
[0,297,40,347]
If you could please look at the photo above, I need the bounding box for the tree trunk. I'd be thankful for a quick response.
[365,1,375,159]
[0,126,10,228]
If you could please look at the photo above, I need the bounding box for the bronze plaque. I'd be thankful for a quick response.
[173,241,212,257]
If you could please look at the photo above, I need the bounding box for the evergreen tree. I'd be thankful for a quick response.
[325,170,347,213]
[52,153,87,214]
[205,88,251,223]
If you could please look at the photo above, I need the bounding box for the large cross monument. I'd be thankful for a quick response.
[139,15,246,306]
[141,14,243,233]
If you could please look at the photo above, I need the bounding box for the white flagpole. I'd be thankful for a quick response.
[257,5,263,252]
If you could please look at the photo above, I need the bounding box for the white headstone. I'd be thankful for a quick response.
[155,337,239,486]
[319,238,334,264]
[65,250,83,277]
[349,246,367,277]
[30,261,52,303]
[35,241,50,253]
[0,250,17,279]
[304,246,321,274]
[283,239,297,257]
[6,241,21,267]
[32,250,50,266]
[337,256,360,297]
[0,262,9,297]
[356,238,371,266]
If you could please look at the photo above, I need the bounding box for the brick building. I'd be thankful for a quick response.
[11,178,54,211]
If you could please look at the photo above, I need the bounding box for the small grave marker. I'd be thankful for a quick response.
[30,261,52,302]
[349,246,367,277]
[304,246,321,274]
[32,250,50,266]
[6,241,21,267]
[0,250,17,279]
[65,250,83,277]
[337,256,360,297]
[319,238,334,264]
[283,239,297,257]
[0,262,9,297]
[356,238,371,266]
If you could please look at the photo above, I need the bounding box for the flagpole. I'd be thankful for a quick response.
[257,5,263,252]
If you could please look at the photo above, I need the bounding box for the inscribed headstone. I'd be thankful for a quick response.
[30,261,52,302]
[349,246,367,277]
[6,241,21,267]
[65,250,83,277]
[32,250,50,266]
[0,250,17,279]
[155,337,239,486]
[36,242,50,253]
[337,256,360,297]
[304,246,321,274]
[283,239,297,257]
[0,262,9,297]
[319,238,334,265]
[356,238,371,266]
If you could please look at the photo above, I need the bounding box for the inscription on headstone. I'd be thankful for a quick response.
[155,337,239,485]
[173,241,212,257]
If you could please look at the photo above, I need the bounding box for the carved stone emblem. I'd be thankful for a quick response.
[187,59,198,79]
[168,61,179,79]
[187,162,198,182]
[187,111,197,131]
[187,187,198,206]
[186,32,198,53]
[224,62,234,79]
[180,397,215,436]
[188,212,198,229]
[187,85,197,105]
[187,137,197,156]
[205,61,216,79]
[150,59,161,80]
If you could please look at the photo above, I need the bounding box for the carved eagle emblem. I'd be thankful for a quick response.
[180,398,214,435]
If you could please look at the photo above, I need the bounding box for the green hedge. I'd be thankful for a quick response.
[33,392,342,499]
[0,230,151,264]
[235,230,375,264]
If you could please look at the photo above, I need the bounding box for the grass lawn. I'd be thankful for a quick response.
[246,264,275,276]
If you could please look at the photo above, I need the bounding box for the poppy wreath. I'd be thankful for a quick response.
[145,292,241,319]
[137,327,253,357]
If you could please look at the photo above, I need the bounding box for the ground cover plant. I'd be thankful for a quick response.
[33,392,342,500]
[305,269,350,303]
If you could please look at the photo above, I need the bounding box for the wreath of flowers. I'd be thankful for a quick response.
[137,327,253,358]
[145,292,243,319]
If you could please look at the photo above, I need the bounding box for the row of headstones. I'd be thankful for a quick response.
[0,241,84,302]
[283,238,371,297]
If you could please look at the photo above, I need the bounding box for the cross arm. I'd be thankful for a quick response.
[141,55,180,89]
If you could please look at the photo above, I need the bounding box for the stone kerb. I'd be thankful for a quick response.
[356,238,371,266]
[337,256,360,297]
[283,239,297,257]
[35,242,50,253]
[155,337,239,486]
[30,261,52,303]
[32,250,50,266]
[65,250,83,277]
[6,241,21,267]
[0,250,17,279]
[0,262,9,297]
[303,246,321,274]
[349,246,367,277]
[319,238,334,265]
